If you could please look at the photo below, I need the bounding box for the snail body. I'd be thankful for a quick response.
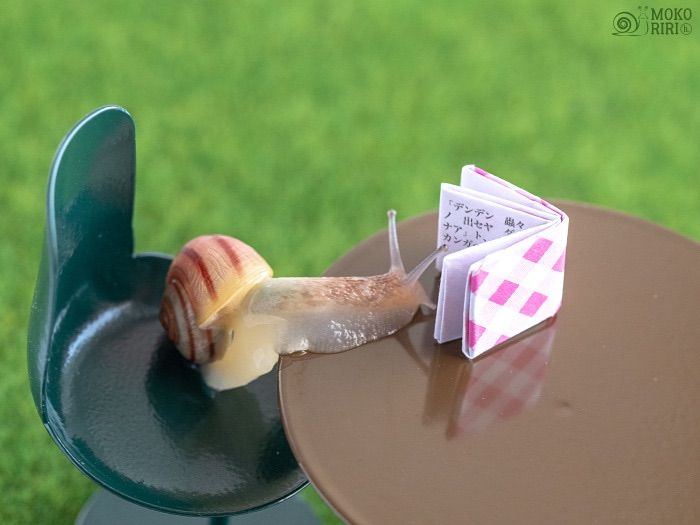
[160,210,443,391]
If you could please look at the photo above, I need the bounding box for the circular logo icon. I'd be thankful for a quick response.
[680,23,692,35]
[612,11,639,35]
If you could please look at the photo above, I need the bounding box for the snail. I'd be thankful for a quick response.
[160,210,444,391]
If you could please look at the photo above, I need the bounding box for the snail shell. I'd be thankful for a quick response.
[159,235,272,363]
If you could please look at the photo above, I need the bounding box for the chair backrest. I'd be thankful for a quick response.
[27,106,136,420]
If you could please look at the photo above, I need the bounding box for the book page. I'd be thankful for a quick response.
[436,183,550,268]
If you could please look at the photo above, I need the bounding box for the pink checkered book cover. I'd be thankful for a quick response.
[434,165,569,359]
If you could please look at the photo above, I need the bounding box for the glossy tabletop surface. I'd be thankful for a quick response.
[279,202,700,524]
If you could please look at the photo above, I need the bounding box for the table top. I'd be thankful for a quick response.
[278,202,700,524]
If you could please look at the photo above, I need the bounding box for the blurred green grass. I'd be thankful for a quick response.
[1,0,698,523]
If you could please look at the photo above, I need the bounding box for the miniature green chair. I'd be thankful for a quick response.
[27,107,315,523]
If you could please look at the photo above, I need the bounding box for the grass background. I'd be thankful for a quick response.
[1,1,698,523]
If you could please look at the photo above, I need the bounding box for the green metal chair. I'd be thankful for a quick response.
[27,107,314,523]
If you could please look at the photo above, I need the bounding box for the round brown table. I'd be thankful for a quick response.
[278,202,700,524]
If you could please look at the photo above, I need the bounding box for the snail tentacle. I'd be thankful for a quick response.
[405,244,446,285]
[387,209,405,274]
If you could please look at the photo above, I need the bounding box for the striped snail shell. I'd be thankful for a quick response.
[159,235,273,363]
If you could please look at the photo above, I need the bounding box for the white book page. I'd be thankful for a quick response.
[436,183,550,268]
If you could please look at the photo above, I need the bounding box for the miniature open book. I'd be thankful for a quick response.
[434,165,569,359]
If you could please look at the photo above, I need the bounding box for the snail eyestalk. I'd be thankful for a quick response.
[405,244,446,285]
[387,209,405,274]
